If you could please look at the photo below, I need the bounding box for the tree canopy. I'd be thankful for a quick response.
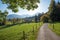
[48,0,60,22]
[1,0,40,12]
[48,0,56,14]
[40,13,49,23]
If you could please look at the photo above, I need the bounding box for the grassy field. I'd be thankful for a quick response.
[48,22,60,36]
[0,22,43,40]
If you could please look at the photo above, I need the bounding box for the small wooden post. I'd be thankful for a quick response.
[36,26,37,30]
[23,31,25,40]
[32,26,34,35]
[53,23,54,29]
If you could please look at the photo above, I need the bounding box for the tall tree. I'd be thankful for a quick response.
[0,10,8,25]
[54,1,60,22]
[37,13,41,22]
[35,15,38,23]
[1,0,40,12]
[48,0,56,22]
[48,0,56,29]
[3,10,8,25]
[0,10,3,25]
[48,0,56,14]
[49,0,60,22]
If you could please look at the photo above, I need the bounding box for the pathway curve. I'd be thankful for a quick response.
[37,23,60,40]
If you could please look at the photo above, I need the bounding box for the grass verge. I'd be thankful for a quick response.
[48,22,60,36]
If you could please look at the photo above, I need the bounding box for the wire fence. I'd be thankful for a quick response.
[18,24,41,40]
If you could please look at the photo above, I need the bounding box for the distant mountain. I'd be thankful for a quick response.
[7,14,32,19]
[23,16,35,21]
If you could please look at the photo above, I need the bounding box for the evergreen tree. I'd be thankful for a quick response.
[35,15,38,23]
[48,0,56,29]
[48,0,56,22]
[37,13,41,22]
[55,1,60,22]
[49,0,60,22]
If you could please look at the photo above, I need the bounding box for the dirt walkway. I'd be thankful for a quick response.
[37,23,60,40]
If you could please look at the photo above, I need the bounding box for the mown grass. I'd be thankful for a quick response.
[0,22,43,40]
[48,22,60,36]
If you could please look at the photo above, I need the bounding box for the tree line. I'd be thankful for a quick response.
[0,0,60,25]
[40,0,60,23]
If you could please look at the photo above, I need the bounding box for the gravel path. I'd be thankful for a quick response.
[37,23,60,40]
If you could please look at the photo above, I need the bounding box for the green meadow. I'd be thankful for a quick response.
[0,22,42,40]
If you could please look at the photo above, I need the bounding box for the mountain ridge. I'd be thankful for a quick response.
[7,14,32,19]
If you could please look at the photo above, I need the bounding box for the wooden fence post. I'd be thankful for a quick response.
[53,23,54,29]
[36,26,37,30]
[23,31,25,40]
[32,26,34,35]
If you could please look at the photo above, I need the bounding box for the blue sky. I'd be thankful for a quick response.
[0,0,59,16]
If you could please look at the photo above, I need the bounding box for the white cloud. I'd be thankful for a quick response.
[7,0,50,16]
